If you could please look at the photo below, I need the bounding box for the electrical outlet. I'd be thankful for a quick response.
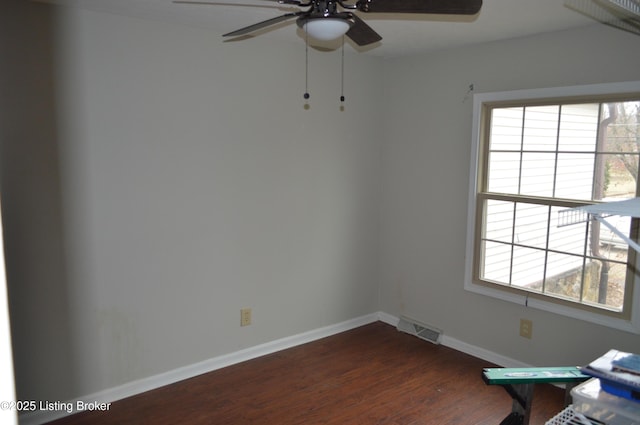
[519,319,533,339]
[241,308,252,327]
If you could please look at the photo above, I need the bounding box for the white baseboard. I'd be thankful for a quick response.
[441,336,530,368]
[20,312,380,425]
[379,312,530,368]
[19,311,528,425]
[377,311,400,327]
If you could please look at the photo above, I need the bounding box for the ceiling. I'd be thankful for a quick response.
[39,0,600,58]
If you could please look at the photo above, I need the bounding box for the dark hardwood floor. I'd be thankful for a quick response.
[48,321,565,425]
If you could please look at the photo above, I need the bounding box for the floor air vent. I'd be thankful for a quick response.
[396,316,442,344]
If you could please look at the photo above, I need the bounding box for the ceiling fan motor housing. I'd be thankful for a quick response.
[214,0,482,46]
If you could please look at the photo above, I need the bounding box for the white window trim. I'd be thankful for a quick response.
[464,80,640,334]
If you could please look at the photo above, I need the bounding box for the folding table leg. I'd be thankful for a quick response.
[499,383,535,425]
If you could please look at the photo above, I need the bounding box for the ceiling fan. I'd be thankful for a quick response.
[175,0,483,46]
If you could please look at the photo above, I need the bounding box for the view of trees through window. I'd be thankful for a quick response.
[479,100,639,312]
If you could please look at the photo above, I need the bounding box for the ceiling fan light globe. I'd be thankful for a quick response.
[303,18,350,40]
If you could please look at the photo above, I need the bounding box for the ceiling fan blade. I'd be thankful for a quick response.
[223,12,302,36]
[173,1,298,11]
[346,14,382,45]
[173,0,304,6]
[356,0,482,14]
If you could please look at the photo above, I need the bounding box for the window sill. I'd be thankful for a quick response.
[463,275,640,334]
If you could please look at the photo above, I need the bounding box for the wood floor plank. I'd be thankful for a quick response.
[48,321,565,425]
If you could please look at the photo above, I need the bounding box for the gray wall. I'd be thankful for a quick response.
[4,3,382,401]
[4,0,640,407]
[379,24,640,367]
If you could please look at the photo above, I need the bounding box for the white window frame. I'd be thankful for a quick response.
[464,81,640,334]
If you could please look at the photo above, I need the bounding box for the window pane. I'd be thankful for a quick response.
[514,203,548,248]
[520,152,555,197]
[558,104,599,151]
[600,101,639,200]
[487,152,520,193]
[601,154,638,200]
[485,200,513,243]
[511,246,545,290]
[596,240,629,265]
[490,107,523,151]
[481,241,511,284]
[599,262,627,311]
[549,206,587,255]
[602,101,640,153]
[544,252,584,302]
[555,153,594,199]
[589,215,630,265]
[523,105,559,151]
[581,260,626,311]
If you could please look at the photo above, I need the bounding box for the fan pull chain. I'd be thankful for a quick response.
[340,36,345,104]
[304,27,310,101]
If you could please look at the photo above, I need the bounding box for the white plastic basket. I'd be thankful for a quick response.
[545,405,604,425]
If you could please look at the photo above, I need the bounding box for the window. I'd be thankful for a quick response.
[465,82,640,332]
